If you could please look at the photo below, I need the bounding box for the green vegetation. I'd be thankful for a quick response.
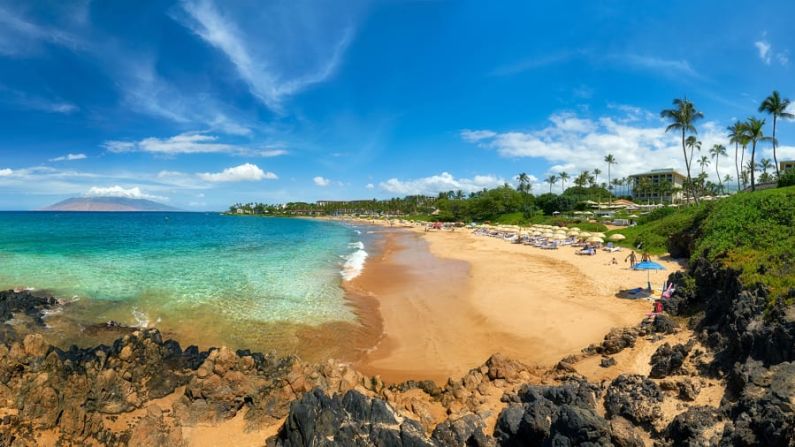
[693,187,794,301]
[607,187,794,302]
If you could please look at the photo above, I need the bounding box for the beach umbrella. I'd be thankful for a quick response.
[578,232,591,238]
[587,236,604,243]
[551,233,567,240]
[591,232,606,238]
[633,260,666,291]
[608,234,626,241]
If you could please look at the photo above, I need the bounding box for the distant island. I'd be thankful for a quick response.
[42,196,180,212]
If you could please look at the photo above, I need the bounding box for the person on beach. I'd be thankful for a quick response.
[641,251,651,262]
[625,250,637,268]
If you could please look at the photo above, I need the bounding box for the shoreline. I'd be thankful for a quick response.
[334,218,683,383]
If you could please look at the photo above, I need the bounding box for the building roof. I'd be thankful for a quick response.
[628,168,686,178]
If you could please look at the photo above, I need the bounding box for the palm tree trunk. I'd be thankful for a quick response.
[740,145,746,188]
[607,165,612,205]
[715,157,721,193]
[734,142,740,193]
[772,116,779,179]
[681,130,693,204]
[751,142,757,192]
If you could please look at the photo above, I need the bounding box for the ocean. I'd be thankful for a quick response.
[0,212,370,352]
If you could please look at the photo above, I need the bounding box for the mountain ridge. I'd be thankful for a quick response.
[42,196,180,212]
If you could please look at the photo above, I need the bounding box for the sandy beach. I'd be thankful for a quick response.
[347,223,681,383]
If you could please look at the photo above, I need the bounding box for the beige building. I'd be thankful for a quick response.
[628,168,686,203]
[780,160,795,173]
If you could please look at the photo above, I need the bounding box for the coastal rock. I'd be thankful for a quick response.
[663,406,720,446]
[600,328,638,355]
[128,406,185,447]
[609,416,645,447]
[649,342,691,378]
[493,378,609,446]
[270,388,434,447]
[431,414,494,447]
[604,374,663,427]
[0,289,58,327]
[599,357,617,368]
[651,314,678,334]
[721,360,795,446]
[676,378,701,401]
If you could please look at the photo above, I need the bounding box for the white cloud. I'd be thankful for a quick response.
[755,38,788,66]
[0,168,13,176]
[85,185,166,201]
[313,176,331,186]
[197,163,277,182]
[49,153,87,162]
[379,172,508,196]
[461,108,733,184]
[755,40,772,64]
[365,183,374,189]
[256,149,288,157]
[0,6,85,56]
[103,132,284,157]
[175,0,355,112]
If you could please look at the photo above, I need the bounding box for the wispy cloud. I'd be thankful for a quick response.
[613,54,700,79]
[197,163,277,182]
[379,172,507,196]
[49,153,87,162]
[0,84,79,114]
[490,52,576,76]
[175,0,355,112]
[103,132,288,157]
[754,37,788,66]
[0,6,85,56]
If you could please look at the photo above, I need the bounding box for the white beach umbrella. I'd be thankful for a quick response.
[587,236,604,243]
[551,233,567,240]
[608,234,626,241]
[578,232,592,238]
[590,232,606,239]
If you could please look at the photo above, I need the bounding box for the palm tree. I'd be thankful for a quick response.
[593,168,602,186]
[698,155,710,174]
[709,144,727,191]
[603,154,616,204]
[722,174,732,193]
[760,158,773,177]
[559,171,569,192]
[727,122,745,193]
[759,90,793,179]
[545,175,558,194]
[742,117,773,191]
[662,98,703,203]
[517,173,531,193]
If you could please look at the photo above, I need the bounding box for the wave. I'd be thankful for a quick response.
[340,242,368,281]
[131,308,160,329]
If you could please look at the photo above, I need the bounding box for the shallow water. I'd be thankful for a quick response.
[0,212,370,351]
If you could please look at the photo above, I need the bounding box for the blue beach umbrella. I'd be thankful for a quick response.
[633,261,666,291]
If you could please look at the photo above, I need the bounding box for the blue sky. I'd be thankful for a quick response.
[1,0,794,210]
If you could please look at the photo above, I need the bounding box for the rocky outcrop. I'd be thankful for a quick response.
[0,289,57,327]
[649,342,692,378]
[721,360,795,446]
[493,377,613,446]
[270,388,433,447]
[604,374,663,427]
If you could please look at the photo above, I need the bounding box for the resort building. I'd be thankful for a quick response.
[780,160,795,173]
[628,168,686,204]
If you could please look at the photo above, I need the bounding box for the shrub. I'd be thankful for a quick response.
[778,170,795,187]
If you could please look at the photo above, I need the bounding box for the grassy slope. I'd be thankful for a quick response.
[607,186,795,301]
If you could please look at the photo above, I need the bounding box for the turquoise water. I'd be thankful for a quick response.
[0,213,368,342]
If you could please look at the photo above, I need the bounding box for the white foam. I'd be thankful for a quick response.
[131,308,154,328]
[340,242,368,281]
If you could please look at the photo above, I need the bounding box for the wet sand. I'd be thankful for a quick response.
[349,225,681,383]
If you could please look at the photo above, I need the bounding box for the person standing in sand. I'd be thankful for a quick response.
[625,250,637,268]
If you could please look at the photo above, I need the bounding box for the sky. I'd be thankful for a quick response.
[1,0,795,210]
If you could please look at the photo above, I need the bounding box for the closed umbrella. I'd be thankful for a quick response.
[633,260,666,291]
